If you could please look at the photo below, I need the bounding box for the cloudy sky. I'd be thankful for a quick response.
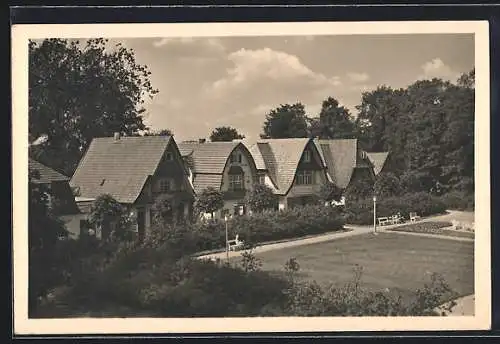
[109,34,474,142]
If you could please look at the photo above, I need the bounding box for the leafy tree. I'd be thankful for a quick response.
[29,38,158,176]
[144,129,173,136]
[151,194,174,227]
[195,187,224,219]
[344,175,374,201]
[318,181,343,203]
[28,169,69,313]
[210,126,245,142]
[354,70,474,194]
[457,68,475,89]
[374,172,403,197]
[245,183,278,212]
[308,97,356,139]
[88,194,132,241]
[261,103,308,139]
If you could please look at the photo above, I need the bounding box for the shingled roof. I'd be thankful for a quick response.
[313,139,359,189]
[29,158,70,184]
[177,141,253,194]
[70,135,175,204]
[241,138,313,195]
[367,152,389,176]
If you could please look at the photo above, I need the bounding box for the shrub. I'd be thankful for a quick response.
[344,192,447,225]
[439,191,475,211]
[195,187,224,218]
[231,205,345,246]
[374,172,403,197]
[245,183,278,212]
[318,181,343,203]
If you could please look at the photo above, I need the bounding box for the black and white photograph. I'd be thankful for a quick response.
[12,21,490,334]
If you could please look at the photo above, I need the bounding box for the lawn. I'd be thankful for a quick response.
[244,232,474,303]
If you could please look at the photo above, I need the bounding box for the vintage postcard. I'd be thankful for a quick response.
[12,20,491,334]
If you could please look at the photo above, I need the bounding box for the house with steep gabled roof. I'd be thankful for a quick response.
[241,138,329,210]
[367,152,390,176]
[29,158,82,238]
[70,133,195,241]
[178,140,259,217]
[313,138,375,191]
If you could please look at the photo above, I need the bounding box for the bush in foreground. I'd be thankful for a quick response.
[35,245,458,318]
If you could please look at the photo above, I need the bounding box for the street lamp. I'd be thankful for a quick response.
[224,214,229,262]
[373,195,377,235]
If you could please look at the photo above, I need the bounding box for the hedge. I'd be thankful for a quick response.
[344,192,447,225]
[439,191,475,211]
[207,204,345,249]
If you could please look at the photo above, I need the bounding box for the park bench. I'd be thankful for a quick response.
[390,213,403,225]
[227,234,245,251]
[410,212,421,223]
[377,217,390,226]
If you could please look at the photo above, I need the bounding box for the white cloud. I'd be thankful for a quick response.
[207,48,342,100]
[347,72,370,83]
[419,58,460,81]
[152,37,226,57]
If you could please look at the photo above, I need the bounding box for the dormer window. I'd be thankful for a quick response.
[158,179,172,193]
[230,152,242,164]
[303,150,311,163]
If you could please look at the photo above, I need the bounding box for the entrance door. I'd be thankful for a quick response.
[137,208,145,242]
[176,203,185,223]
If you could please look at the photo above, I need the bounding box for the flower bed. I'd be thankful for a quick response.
[387,221,474,239]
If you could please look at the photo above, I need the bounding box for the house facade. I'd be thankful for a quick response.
[70,133,195,241]
[239,137,376,210]
[178,140,259,218]
[29,158,82,239]
[242,138,329,210]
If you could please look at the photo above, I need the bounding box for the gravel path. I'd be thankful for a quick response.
[435,294,475,316]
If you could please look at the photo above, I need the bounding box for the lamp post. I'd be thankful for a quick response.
[373,195,377,235]
[224,214,229,262]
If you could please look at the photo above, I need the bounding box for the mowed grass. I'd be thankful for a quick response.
[245,232,474,302]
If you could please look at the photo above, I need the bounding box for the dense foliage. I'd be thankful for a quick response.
[34,241,457,318]
[209,126,245,142]
[245,183,278,212]
[261,103,309,139]
[344,192,447,225]
[195,187,224,218]
[29,169,69,313]
[29,38,158,176]
[88,194,135,241]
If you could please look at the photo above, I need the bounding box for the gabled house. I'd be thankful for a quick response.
[177,140,259,217]
[29,158,82,238]
[367,152,390,176]
[313,138,375,192]
[70,133,195,241]
[242,138,329,210]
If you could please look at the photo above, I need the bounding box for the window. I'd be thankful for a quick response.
[259,174,266,185]
[229,174,244,190]
[165,152,173,161]
[159,179,172,193]
[230,152,242,163]
[303,150,311,163]
[296,170,314,185]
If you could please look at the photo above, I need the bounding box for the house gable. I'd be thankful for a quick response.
[135,139,195,205]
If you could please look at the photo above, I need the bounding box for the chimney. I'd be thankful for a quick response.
[114,132,120,141]
[198,138,206,144]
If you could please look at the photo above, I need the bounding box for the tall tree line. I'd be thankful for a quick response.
[260,69,475,194]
